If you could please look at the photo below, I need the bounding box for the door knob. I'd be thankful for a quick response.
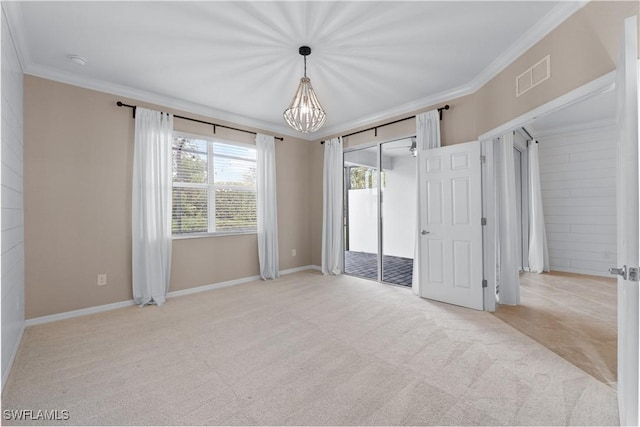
[421,230,430,235]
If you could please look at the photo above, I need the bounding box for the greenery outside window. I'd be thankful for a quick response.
[172,133,257,235]
[348,166,386,190]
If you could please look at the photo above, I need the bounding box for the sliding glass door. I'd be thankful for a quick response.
[343,147,380,280]
[343,138,416,287]
[381,139,416,286]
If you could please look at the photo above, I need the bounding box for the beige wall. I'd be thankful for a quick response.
[322,92,477,150]
[475,0,639,135]
[24,1,640,314]
[309,0,639,266]
[321,1,638,147]
[24,76,311,318]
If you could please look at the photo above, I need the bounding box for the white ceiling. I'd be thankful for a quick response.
[6,1,586,140]
[528,88,616,136]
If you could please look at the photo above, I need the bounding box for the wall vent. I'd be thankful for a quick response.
[516,55,550,97]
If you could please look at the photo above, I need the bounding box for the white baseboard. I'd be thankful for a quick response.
[282,264,321,274]
[24,265,319,326]
[2,322,25,391]
[167,274,261,298]
[25,299,137,326]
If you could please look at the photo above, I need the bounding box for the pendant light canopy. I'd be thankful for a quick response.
[283,46,326,133]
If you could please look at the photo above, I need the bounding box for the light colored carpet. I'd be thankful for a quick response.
[2,270,619,426]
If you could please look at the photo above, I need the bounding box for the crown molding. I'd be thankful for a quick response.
[4,1,588,143]
[313,1,588,141]
[313,82,472,140]
[465,0,589,93]
[3,3,308,140]
[24,63,306,140]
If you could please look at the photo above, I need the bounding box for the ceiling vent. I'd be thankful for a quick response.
[516,55,550,97]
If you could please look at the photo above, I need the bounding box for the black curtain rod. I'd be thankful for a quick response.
[116,102,284,141]
[321,105,449,144]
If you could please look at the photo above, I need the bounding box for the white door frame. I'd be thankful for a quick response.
[615,16,639,426]
[479,71,615,312]
[478,71,615,142]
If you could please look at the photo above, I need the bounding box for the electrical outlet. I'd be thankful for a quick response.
[97,274,107,286]
[292,249,296,257]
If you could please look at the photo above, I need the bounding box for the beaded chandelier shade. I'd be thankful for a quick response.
[283,46,326,133]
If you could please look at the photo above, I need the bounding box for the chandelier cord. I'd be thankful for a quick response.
[304,55,307,78]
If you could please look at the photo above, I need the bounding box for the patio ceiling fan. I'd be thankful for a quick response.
[386,137,417,157]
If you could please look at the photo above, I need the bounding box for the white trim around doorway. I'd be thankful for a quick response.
[478,71,616,141]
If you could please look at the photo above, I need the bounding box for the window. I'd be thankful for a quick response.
[172,134,257,235]
[348,166,386,190]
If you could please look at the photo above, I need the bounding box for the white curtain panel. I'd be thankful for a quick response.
[496,132,521,305]
[256,133,279,280]
[528,141,550,273]
[322,137,343,275]
[132,107,173,306]
[412,110,441,296]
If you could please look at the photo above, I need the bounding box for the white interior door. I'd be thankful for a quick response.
[614,15,639,427]
[419,141,484,310]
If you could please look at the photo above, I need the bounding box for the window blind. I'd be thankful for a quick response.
[172,135,257,235]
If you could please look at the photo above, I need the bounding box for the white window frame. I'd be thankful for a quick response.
[172,131,257,238]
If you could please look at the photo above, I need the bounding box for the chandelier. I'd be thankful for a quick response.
[283,46,326,133]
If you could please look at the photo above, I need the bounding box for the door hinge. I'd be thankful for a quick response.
[482,279,488,288]
[480,155,486,164]
[481,217,487,226]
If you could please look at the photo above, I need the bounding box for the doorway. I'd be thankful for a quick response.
[492,88,619,388]
[343,138,417,287]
